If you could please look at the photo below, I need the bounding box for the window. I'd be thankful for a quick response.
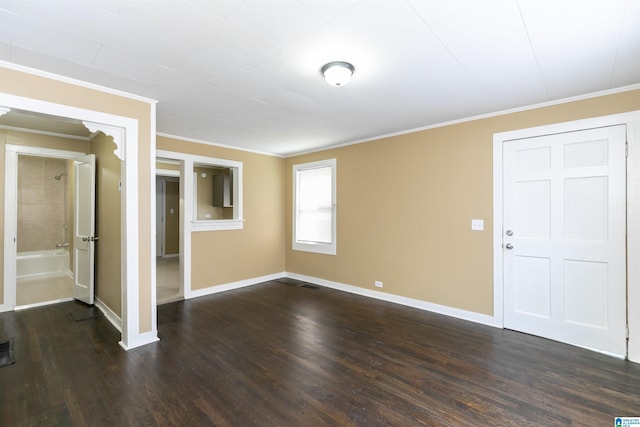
[156,151,243,232]
[293,159,336,255]
[191,159,242,231]
[193,164,235,220]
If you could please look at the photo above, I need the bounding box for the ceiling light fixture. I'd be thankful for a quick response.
[321,61,355,86]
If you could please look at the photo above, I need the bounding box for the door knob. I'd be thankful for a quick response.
[505,243,514,249]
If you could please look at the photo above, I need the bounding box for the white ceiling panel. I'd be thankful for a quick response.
[0,0,638,155]
[0,10,101,67]
[0,41,10,59]
[189,0,246,20]
[470,64,548,109]
[297,0,361,23]
[407,0,483,25]
[174,29,280,77]
[611,0,640,87]
[518,0,628,97]
[91,46,182,87]
[5,44,152,94]
[227,1,333,52]
[8,1,120,36]
[429,0,536,73]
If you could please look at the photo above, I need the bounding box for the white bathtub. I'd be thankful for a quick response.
[16,249,71,279]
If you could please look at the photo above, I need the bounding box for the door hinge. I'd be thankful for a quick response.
[626,325,630,339]
[625,142,629,158]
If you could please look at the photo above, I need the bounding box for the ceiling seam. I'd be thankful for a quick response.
[405,0,496,109]
[514,0,550,100]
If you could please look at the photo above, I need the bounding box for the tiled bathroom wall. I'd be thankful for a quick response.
[17,155,70,252]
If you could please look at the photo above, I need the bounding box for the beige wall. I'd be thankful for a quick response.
[0,66,154,334]
[157,136,285,289]
[156,161,180,171]
[91,132,122,316]
[286,89,640,316]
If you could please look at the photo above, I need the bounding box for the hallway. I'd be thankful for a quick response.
[156,256,180,305]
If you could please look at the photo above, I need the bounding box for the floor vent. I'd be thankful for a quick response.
[277,278,303,286]
[276,278,320,289]
[68,306,100,322]
[0,339,15,368]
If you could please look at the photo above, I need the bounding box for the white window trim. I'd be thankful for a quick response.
[292,158,336,255]
[157,150,244,232]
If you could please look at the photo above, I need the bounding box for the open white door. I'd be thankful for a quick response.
[74,154,96,305]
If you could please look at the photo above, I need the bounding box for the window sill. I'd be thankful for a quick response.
[292,241,336,255]
[191,219,244,231]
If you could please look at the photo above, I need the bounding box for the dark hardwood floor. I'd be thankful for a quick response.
[1,279,639,426]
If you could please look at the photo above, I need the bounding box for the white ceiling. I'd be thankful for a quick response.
[0,0,639,156]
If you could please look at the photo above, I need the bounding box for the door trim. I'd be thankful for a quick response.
[0,92,157,350]
[493,111,640,362]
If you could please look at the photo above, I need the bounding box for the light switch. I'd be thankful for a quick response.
[170,208,174,214]
[471,219,484,231]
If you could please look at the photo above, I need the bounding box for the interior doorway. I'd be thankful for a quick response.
[14,153,76,308]
[0,92,155,350]
[5,145,97,311]
[156,161,182,304]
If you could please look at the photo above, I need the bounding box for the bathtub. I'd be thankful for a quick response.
[16,249,71,279]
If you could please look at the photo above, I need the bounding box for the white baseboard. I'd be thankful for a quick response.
[285,272,501,328]
[182,270,500,331]
[14,297,74,311]
[95,297,122,332]
[119,330,159,351]
[187,272,285,299]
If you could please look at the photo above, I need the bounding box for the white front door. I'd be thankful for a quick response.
[503,125,627,356]
[73,154,96,305]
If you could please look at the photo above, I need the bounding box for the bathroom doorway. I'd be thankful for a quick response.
[15,154,75,307]
[0,92,154,350]
[6,145,97,310]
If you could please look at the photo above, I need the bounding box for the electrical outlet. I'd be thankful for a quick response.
[374,280,383,288]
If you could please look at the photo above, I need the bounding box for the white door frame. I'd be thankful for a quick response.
[0,92,157,350]
[156,177,165,257]
[4,146,87,309]
[493,111,640,362]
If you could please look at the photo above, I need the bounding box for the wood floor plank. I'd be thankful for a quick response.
[1,281,639,426]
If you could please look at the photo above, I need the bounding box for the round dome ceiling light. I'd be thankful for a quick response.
[321,61,355,86]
